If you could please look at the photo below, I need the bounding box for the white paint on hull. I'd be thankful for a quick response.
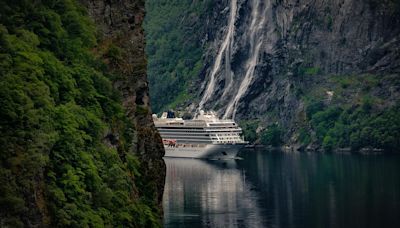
[164,144,244,159]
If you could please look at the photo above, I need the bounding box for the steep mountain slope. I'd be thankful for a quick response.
[146,0,400,152]
[0,0,164,227]
[81,0,166,216]
[144,0,215,112]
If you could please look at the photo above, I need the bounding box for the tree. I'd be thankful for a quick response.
[261,124,282,146]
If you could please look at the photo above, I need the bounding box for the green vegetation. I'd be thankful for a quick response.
[297,66,321,77]
[0,0,160,227]
[298,127,312,145]
[241,121,284,147]
[298,73,400,153]
[306,102,400,152]
[144,0,214,112]
[240,120,259,143]
[260,124,283,147]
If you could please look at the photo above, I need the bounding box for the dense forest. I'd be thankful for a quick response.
[0,0,161,227]
[144,0,214,113]
[240,73,400,152]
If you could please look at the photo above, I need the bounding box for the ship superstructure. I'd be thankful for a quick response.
[153,111,247,159]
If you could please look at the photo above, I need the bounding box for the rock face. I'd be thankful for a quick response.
[1,0,165,226]
[191,0,400,143]
[80,0,165,207]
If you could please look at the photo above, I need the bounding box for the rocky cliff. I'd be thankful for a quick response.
[146,0,400,152]
[0,0,165,227]
[80,0,165,210]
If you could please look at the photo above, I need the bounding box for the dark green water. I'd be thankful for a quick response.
[163,150,400,228]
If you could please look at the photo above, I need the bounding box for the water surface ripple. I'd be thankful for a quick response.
[163,151,400,228]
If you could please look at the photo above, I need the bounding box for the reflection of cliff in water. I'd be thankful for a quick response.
[163,158,265,227]
[238,151,400,228]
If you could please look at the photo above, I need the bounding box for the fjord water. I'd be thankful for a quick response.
[163,151,400,228]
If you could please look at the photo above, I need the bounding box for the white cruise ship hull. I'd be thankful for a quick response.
[164,144,244,159]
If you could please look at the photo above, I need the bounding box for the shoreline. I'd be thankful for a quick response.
[243,144,394,155]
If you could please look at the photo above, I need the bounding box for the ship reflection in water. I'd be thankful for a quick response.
[163,151,400,228]
[163,157,264,227]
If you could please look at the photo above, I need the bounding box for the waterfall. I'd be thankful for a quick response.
[223,0,269,120]
[198,0,238,112]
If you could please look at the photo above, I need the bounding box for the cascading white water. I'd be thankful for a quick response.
[223,0,269,120]
[198,0,238,112]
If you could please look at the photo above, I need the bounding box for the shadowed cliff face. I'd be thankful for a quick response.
[0,0,165,226]
[187,0,400,146]
[80,0,165,207]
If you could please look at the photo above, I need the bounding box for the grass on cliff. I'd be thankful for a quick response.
[0,0,160,227]
[301,73,400,152]
[144,0,214,112]
[306,101,400,152]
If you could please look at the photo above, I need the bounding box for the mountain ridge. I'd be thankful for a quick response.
[145,0,400,152]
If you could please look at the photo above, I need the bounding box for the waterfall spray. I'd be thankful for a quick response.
[198,0,238,112]
[223,0,269,120]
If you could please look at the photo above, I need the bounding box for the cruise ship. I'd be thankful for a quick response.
[153,111,248,159]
